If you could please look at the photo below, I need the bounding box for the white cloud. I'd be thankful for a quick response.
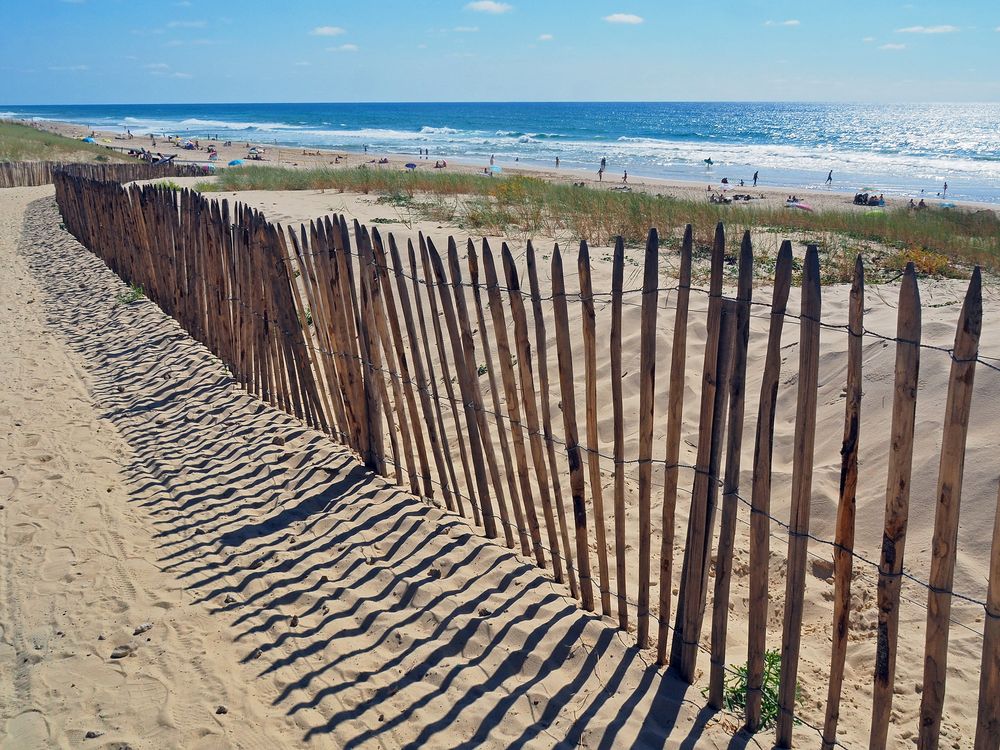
[453,26,479,32]
[294,61,311,67]
[465,1,512,13]
[328,43,359,52]
[880,43,907,50]
[164,37,218,46]
[167,20,206,28]
[538,33,553,41]
[171,72,193,78]
[310,26,345,36]
[144,62,170,70]
[603,13,643,25]
[897,25,958,33]
[764,19,800,27]
[862,36,875,42]
[48,64,89,71]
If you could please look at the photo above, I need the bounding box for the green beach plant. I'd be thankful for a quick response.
[116,283,145,306]
[707,648,793,731]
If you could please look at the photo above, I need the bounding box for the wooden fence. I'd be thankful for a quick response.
[0,160,208,188]
[53,170,998,749]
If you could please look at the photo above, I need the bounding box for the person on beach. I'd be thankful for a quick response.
[490,154,495,166]
[600,156,607,171]
[598,167,604,182]
[555,156,560,168]
[753,170,758,187]
[364,144,368,153]
[943,181,948,197]
[826,170,833,185]
[622,170,628,184]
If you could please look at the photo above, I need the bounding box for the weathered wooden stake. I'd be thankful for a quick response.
[822,255,864,750]
[708,231,753,706]
[656,225,693,666]
[551,245,595,611]
[776,245,822,748]
[636,228,660,648]
[918,267,982,749]
[974,481,1000,750]
[745,240,793,730]
[870,263,921,750]
[579,240,613,617]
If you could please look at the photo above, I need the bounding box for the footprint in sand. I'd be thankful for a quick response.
[3,709,52,749]
[39,546,77,583]
[0,474,18,501]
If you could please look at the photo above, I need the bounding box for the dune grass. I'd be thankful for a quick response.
[0,121,128,163]
[201,165,1000,274]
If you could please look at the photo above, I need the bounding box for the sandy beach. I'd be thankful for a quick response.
[5,86,1000,750]
[22,117,998,216]
[1,186,748,748]
[2,161,997,747]
[5,0,1000,742]
[212,184,1000,750]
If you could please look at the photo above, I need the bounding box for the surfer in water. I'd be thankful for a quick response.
[704,158,713,167]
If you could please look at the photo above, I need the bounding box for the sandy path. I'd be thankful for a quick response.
[0,188,292,748]
[0,192,735,748]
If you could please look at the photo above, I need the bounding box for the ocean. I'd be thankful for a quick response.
[4,102,999,203]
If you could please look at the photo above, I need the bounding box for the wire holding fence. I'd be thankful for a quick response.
[53,169,999,750]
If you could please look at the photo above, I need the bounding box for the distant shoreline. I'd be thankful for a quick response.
[16,116,998,215]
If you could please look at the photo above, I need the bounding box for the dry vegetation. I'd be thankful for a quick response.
[202,165,999,279]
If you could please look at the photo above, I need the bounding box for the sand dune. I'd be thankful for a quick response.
[1,189,738,748]
[3,176,996,748]
[202,184,999,748]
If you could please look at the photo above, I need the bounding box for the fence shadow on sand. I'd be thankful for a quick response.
[20,196,746,748]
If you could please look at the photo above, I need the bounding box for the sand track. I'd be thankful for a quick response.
[0,192,733,747]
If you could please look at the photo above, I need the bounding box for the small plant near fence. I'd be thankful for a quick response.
[707,649,794,731]
[115,283,145,306]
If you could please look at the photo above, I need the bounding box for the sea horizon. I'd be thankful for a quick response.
[6,100,999,203]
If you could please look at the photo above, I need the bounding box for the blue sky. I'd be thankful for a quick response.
[1,0,998,103]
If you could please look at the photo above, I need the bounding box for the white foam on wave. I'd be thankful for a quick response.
[593,135,1000,181]
[178,117,293,131]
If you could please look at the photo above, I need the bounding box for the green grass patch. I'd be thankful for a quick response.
[0,121,130,163]
[200,165,1000,274]
[708,649,793,731]
[115,283,145,306]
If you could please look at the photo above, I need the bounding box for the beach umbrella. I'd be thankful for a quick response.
[405,163,417,170]
[82,137,96,143]
[489,165,503,174]
[228,159,243,166]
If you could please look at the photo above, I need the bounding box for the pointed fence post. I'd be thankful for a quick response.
[776,245,822,748]
[870,263,921,750]
[918,268,983,749]
[745,241,793,730]
[822,255,865,750]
